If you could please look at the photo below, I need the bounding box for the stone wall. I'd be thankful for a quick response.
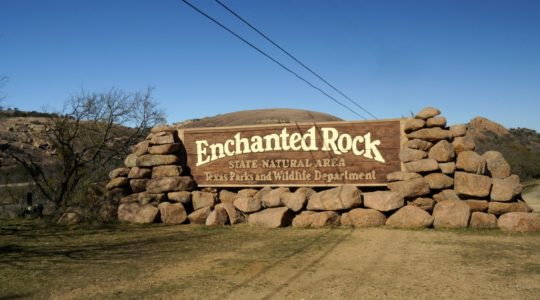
[106,107,540,232]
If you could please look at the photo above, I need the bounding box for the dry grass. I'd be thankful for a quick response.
[1,220,539,299]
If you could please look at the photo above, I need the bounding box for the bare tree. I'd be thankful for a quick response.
[4,87,165,207]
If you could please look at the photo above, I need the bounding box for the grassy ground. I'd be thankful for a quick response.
[1,220,539,299]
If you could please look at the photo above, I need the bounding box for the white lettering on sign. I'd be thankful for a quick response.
[195,126,385,166]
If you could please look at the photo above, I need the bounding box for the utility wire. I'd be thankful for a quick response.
[180,0,366,120]
[215,0,378,120]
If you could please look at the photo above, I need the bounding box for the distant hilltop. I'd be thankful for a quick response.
[174,108,342,128]
[466,116,540,180]
[1,108,539,180]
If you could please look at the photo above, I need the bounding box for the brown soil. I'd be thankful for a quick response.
[1,221,539,299]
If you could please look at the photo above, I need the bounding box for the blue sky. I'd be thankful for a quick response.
[1,0,539,130]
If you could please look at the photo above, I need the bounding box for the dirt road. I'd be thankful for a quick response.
[1,222,539,299]
[523,180,540,215]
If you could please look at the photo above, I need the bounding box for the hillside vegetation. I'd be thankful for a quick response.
[467,117,540,180]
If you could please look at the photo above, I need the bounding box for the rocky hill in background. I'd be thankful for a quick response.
[466,117,540,180]
[0,115,57,183]
[175,108,342,128]
[1,109,539,185]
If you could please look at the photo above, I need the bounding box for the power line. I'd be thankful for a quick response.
[215,0,378,120]
[180,0,367,120]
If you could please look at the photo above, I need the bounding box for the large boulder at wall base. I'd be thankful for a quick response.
[262,187,289,208]
[158,202,187,224]
[406,128,452,142]
[233,196,262,213]
[188,207,212,224]
[341,208,386,227]
[281,191,308,212]
[432,200,471,229]
[388,178,430,199]
[118,202,159,224]
[253,187,272,203]
[248,207,294,228]
[136,154,180,167]
[482,151,512,179]
[403,159,439,173]
[311,211,341,228]
[490,175,522,202]
[138,192,166,205]
[219,190,238,204]
[454,172,491,198]
[296,186,316,197]
[215,202,244,224]
[292,211,317,228]
[192,191,217,210]
[415,107,441,119]
[306,185,361,211]
[408,198,435,212]
[497,212,540,232]
[238,189,259,197]
[464,200,489,212]
[205,206,229,226]
[363,191,404,212]
[469,212,497,229]
[428,140,455,163]
[386,206,434,229]
[146,176,195,194]
[291,211,340,228]
[487,201,532,215]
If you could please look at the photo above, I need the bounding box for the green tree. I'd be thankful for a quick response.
[4,87,165,207]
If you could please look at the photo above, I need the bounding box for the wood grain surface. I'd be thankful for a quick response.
[179,119,404,187]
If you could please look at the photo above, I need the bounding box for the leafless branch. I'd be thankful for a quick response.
[4,87,165,206]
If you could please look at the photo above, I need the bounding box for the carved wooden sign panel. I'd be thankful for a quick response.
[178,120,404,187]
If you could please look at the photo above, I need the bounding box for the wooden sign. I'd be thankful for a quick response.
[178,119,404,187]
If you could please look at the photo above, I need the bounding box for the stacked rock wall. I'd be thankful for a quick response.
[107,107,540,232]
